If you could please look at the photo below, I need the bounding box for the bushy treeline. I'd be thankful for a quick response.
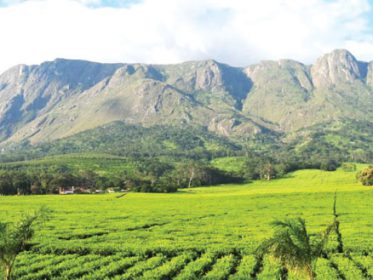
[229,154,340,182]
[0,159,242,195]
[0,152,342,195]
[0,168,115,195]
[124,160,242,193]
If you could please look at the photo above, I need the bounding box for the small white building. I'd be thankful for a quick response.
[59,187,75,195]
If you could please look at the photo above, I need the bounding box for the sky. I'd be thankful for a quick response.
[1,0,373,74]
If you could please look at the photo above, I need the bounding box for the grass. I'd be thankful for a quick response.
[211,156,247,173]
[0,166,372,279]
[0,153,135,176]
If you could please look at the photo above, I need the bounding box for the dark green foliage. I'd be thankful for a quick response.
[226,155,341,183]
[0,173,15,195]
[289,119,373,163]
[320,159,339,171]
[0,122,241,162]
[241,160,278,181]
[0,156,242,194]
[0,168,122,195]
[0,145,343,195]
[117,159,241,193]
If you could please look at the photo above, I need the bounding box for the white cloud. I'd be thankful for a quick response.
[0,0,372,74]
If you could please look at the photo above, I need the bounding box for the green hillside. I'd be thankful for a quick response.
[0,122,243,163]
[3,118,373,166]
[287,119,373,162]
[0,153,135,176]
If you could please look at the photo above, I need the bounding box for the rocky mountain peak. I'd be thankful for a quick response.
[185,59,224,91]
[311,49,362,87]
[0,64,31,86]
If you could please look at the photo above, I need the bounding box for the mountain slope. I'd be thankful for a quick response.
[0,59,123,141]
[0,49,373,146]
[243,50,373,130]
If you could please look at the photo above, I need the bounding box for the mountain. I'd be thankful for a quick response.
[0,49,373,147]
[243,49,373,130]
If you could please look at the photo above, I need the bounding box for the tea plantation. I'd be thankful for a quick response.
[0,167,372,279]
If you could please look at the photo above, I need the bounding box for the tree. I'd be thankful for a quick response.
[171,163,191,188]
[49,173,77,193]
[356,166,373,186]
[36,171,54,194]
[341,163,356,172]
[320,159,338,171]
[0,173,15,195]
[0,208,47,280]
[256,218,336,280]
[256,194,340,280]
[258,163,276,180]
[12,172,30,195]
[242,159,259,181]
[187,166,195,188]
[79,170,99,190]
[171,161,200,188]
[30,183,43,195]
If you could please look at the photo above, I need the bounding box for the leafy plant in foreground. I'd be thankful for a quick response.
[0,207,47,280]
[256,218,336,280]
[256,193,344,280]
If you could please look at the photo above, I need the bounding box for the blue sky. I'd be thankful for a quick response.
[1,0,373,74]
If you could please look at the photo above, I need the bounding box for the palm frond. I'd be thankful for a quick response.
[259,218,313,271]
[312,221,336,258]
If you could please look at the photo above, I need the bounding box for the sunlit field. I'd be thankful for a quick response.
[0,167,372,279]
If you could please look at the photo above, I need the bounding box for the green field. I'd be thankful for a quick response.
[0,167,372,279]
[0,153,135,176]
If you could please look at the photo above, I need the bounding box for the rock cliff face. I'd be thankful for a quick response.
[311,49,364,87]
[0,49,373,144]
[367,62,373,88]
[0,59,123,140]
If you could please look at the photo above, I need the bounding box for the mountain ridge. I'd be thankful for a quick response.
[0,49,372,145]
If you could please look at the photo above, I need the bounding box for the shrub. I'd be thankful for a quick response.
[341,163,356,172]
[356,166,373,186]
